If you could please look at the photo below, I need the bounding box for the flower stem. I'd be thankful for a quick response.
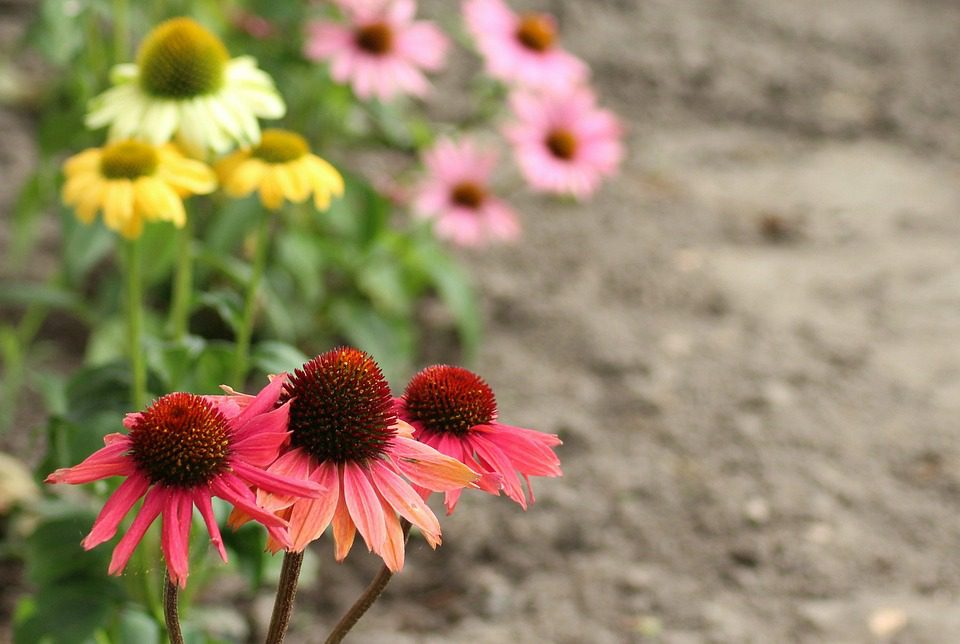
[163,571,185,644]
[231,212,272,385]
[324,520,412,644]
[168,217,194,343]
[125,239,146,409]
[265,551,305,644]
[112,0,129,64]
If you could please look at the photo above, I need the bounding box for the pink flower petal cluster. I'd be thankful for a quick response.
[305,0,449,101]
[413,137,520,247]
[463,0,587,91]
[45,379,323,588]
[505,87,623,198]
[395,365,562,513]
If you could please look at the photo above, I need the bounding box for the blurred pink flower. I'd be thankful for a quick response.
[242,348,478,572]
[304,0,449,101]
[233,11,276,40]
[463,0,587,90]
[396,365,562,513]
[505,87,623,198]
[413,137,520,247]
[45,380,322,588]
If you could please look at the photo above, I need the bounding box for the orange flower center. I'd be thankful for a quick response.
[252,129,310,164]
[546,128,578,160]
[282,347,397,464]
[128,393,232,487]
[354,22,394,55]
[403,366,497,437]
[515,13,555,52]
[450,181,487,209]
[100,140,159,180]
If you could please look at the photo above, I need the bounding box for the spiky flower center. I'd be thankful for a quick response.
[281,347,397,464]
[252,129,310,164]
[403,365,497,437]
[138,18,229,99]
[515,14,556,52]
[100,141,159,179]
[546,128,578,160]
[450,181,487,209]
[128,393,232,487]
[354,22,394,55]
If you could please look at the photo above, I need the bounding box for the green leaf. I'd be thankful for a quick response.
[198,290,244,335]
[14,579,121,644]
[251,341,309,375]
[0,281,87,315]
[62,214,115,286]
[329,300,414,384]
[117,608,161,644]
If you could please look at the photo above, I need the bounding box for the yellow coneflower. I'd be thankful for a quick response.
[216,129,344,211]
[86,17,285,155]
[63,140,216,239]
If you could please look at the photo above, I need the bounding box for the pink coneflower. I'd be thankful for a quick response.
[413,137,520,247]
[244,347,478,572]
[396,365,562,514]
[45,378,323,588]
[505,86,623,198]
[304,0,449,101]
[463,0,587,90]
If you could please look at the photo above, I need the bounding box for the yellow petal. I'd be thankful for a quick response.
[224,158,265,198]
[63,149,102,177]
[103,181,136,236]
[258,166,284,210]
[134,177,185,227]
[275,162,309,204]
[159,147,217,195]
[74,180,107,224]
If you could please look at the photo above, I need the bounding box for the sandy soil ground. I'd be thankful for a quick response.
[5,1,960,642]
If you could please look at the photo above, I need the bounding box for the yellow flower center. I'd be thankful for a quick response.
[545,128,578,160]
[450,181,486,209]
[515,14,556,52]
[99,141,159,179]
[354,22,394,55]
[138,17,229,99]
[252,129,310,164]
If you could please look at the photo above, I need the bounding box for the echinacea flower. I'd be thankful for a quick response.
[45,378,323,588]
[412,137,520,246]
[62,140,216,238]
[463,0,587,90]
[505,87,623,198]
[86,17,285,155]
[239,347,478,572]
[216,129,344,211]
[304,0,449,101]
[396,365,561,513]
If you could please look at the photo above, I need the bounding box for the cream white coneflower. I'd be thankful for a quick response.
[86,17,285,155]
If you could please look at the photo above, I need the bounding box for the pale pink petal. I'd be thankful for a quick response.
[388,435,479,491]
[343,463,386,553]
[288,461,341,551]
[369,460,441,547]
[82,474,150,549]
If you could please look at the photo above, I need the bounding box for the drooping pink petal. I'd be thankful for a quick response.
[161,491,193,588]
[288,461,340,551]
[212,474,288,529]
[193,490,227,562]
[232,374,286,427]
[471,433,527,509]
[388,436,479,491]
[109,486,167,575]
[331,488,357,562]
[82,473,150,549]
[378,497,406,572]
[369,460,441,547]
[231,459,323,499]
[473,423,562,476]
[46,439,134,484]
[342,463,386,553]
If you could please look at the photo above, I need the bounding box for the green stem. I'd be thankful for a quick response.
[265,551,305,644]
[324,520,412,644]
[168,217,194,343]
[163,571,185,644]
[125,239,146,409]
[112,0,129,64]
[230,213,272,385]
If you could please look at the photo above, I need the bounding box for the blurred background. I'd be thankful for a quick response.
[3,0,960,642]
